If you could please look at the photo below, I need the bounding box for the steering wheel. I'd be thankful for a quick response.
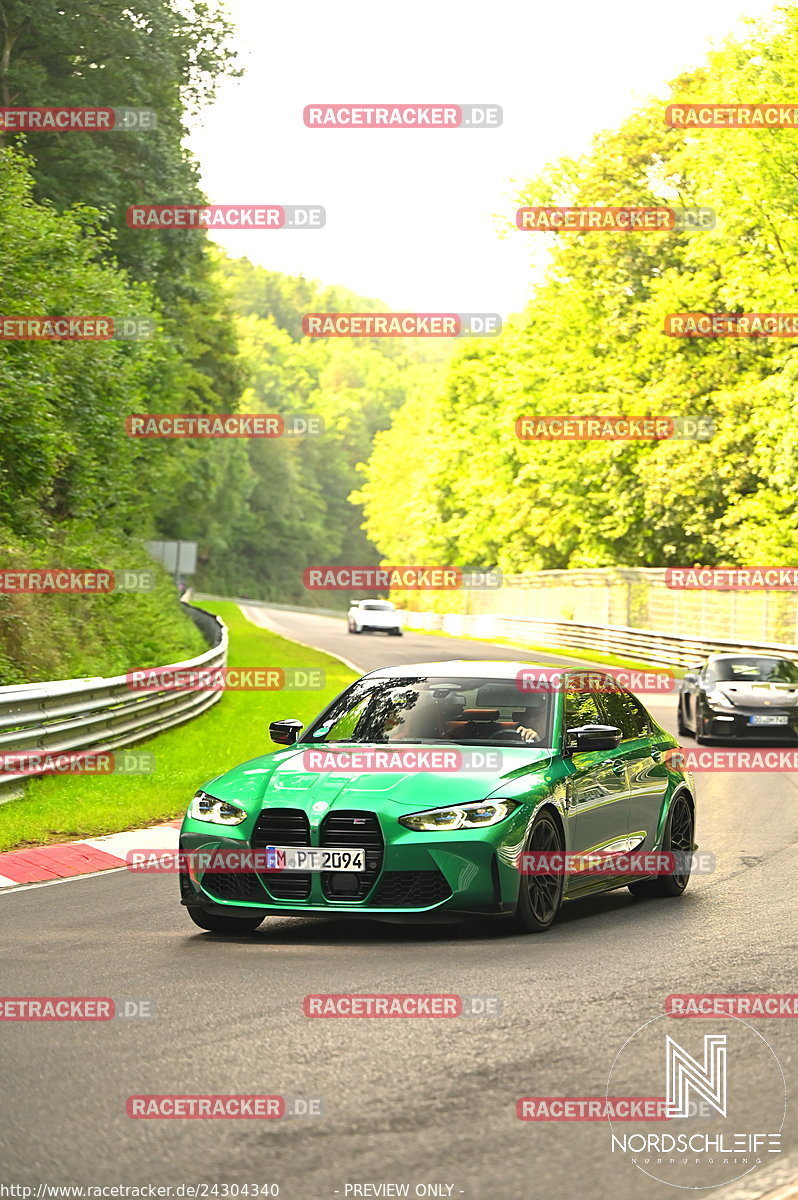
[491,727,540,742]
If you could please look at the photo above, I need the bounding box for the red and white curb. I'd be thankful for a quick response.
[0,820,180,890]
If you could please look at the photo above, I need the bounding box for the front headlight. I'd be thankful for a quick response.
[399,799,519,832]
[706,690,733,709]
[188,790,248,825]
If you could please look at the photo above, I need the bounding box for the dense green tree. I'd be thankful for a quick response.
[358,7,798,571]
[0,0,244,416]
[186,256,451,599]
[0,148,170,534]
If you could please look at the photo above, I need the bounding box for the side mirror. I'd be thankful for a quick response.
[683,672,698,687]
[269,718,303,746]
[567,724,622,753]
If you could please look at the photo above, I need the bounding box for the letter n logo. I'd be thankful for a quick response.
[665,1034,727,1118]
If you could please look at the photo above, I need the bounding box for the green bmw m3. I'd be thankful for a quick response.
[179,660,697,935]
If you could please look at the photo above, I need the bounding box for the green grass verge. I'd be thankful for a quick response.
[0,529,207,686]
[409,625,686,678]
[0,601,356,852]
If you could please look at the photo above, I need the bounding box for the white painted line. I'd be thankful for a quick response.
[83,823,179,858]
[239,605,362,673]
[0,822,181,896]
[0,865,129,896]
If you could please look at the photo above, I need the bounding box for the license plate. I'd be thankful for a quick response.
[748,714,789,726]
[265,845,365,872]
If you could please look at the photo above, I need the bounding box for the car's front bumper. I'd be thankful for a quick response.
[699,705,798,741]
[179,816,525,920]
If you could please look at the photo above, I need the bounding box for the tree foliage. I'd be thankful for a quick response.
[358,9,798,570]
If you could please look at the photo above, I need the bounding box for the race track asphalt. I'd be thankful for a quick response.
[1,606,796,1200]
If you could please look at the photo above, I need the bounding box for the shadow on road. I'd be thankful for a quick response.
[178,886,702,949]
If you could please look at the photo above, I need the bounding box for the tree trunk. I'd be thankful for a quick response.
[0,7,29,148]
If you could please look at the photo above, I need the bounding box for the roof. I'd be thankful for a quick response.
[708,651,794,661]
[363,659,586,680]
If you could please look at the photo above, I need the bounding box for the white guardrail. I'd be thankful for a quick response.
[400,610,798,670]
[196,594,797,670]
[0,603,227,800]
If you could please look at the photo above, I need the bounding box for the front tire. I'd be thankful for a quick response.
[513,809,565,933]
[628,793,694,899]
[187,908,264,934]
[677,698,689,737]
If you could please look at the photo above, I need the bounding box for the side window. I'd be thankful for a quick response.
[598,687,627,734]
[611,688,650,740]
[563,687,604,732]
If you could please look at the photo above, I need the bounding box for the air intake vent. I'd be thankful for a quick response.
[252,807,311,900]
[319,811,383,901]
[371,871,451,907]
[203,872,267,903]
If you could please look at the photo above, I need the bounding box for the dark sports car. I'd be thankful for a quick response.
[677,652,798,743]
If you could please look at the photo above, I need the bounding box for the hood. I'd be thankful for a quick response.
[713,681,798,708]
[203,742,555,815]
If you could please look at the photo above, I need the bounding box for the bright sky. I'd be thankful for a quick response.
[188,0,779,317]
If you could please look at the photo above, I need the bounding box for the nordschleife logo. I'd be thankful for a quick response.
[606,1015,785,1189]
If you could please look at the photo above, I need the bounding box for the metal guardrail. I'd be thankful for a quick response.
[191,596,797,670]
[192,597,797,670]
[0,603,227,800]
[401,611,798,670]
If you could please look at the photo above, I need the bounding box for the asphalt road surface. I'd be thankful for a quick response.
[1,605,797,1200]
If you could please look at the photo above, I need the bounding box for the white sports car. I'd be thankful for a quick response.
[347,599,403,636]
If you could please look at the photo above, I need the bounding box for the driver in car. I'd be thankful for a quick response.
[512,708,541,742]
[455,701,543,743]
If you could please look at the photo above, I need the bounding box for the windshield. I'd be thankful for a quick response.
[362,602,393,610]
[302,675,554,747]
[712,657,798,684]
